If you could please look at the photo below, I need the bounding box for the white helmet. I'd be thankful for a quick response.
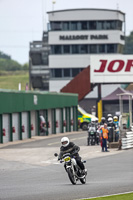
[113,116,118,122]
[108,117,113,123]
[91,118,95,123]
[107,114,112,118]
[61,137,69,147]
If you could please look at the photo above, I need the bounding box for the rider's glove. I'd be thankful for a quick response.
[72,151,77,156]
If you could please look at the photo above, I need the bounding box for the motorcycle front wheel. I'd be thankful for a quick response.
[80,176,86,184]
[66,168,77,185]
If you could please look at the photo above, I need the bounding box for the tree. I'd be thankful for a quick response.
[123,31,133,54]
[22,63,29,70]
[0,58,22,71]
[0,50,26,71]
[0,51,11,60]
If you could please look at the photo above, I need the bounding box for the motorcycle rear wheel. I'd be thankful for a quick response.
[67,168,77,185]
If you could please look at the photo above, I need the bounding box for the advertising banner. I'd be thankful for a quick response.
[90,55,133,83]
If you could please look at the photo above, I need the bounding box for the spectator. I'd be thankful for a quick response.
[25,83,29,91]
[101,123,109,152]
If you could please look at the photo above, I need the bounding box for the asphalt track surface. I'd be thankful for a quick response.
[0,131,133,200]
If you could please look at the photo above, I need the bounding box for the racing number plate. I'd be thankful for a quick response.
[64,156,71,162]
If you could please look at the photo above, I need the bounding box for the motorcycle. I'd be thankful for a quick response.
[96,130,100,145]
[54,152,87,185]
[87,126,96,145]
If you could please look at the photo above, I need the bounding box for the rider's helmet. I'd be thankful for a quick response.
[108,117,113,123]
[107,114,112,119]
[101,117,106,123]
[91,118,95,124]
[113,116,118,122]
[61,137,70,147]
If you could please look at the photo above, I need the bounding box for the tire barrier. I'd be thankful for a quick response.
[122,130,133,149]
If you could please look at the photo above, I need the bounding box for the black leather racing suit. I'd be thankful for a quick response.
[58,142,85,170]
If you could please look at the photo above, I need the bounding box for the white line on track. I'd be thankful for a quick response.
[79,191,133,199]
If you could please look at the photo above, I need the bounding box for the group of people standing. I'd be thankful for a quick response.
[88,114,119,152]
[100,114,119,142]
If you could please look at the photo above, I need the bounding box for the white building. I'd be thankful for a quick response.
[30,8,125,97]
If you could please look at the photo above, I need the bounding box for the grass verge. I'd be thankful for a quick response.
[82,192,133,200]
[0,71,29,90]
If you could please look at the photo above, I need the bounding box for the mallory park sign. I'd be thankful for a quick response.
[59,34,108,40]
[90,55,133,83]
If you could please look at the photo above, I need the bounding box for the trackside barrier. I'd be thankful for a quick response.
[122,130,133,150]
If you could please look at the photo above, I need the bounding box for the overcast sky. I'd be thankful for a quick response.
[0,0,133,64]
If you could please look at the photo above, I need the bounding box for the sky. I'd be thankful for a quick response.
[0,0,133,64]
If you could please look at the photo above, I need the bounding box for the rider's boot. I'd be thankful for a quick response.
[81,168,87,176]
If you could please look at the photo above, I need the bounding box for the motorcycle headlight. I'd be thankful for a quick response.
[64,156,71,162]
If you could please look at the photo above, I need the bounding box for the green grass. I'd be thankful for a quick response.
[0,71,29,90]
[82,193,133,200]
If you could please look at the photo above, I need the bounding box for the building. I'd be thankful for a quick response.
[29,8,125,96]
[0,89,78,144]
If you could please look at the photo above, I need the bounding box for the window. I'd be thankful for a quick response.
[90,45,97,53]
[63,45,70,54]
[89,21,96,30]
[49,19,122,31]
[97,21,106,30]
[98,44,105,53]
[31,53,42,65]
[107,44,116,53]
[50,68,85,78]
[72,68,80,77]
[54,45,61,54]
[72,45,79,54]
[63,22,69,30]
[79,45,88,54]
[106,21,116,30]
[42,52,48,65]
[54,69,62,77]
[51,22,62,30]
[80,68,84,72]
[117,20,122,30]
[50,46,54,54]
[120,35,125,40]
[64,68,70,77]
[80,21,88,30]
[71,22,77,30]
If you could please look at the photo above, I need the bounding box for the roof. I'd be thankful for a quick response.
[102,87,133,101]
[47,8,125,15]
[126,83,133,91]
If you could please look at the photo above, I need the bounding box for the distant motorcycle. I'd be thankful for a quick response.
[96,130,100,145]
[87,126,96,145]
[54,153,87,185]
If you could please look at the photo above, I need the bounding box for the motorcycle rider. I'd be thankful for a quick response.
[107,114,113,121]
[113,116,119,142]
[88,118,97,145]
[58,137,86,174]
[100,117,106,126]
[107,117,115,142]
